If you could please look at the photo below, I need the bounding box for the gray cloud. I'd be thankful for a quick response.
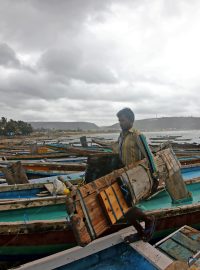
[0,0,200,125]
[0,0,112,51]
[39,43,118,84]
[0,43,21,68]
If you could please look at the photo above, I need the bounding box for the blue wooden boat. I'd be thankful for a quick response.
[0,171,85,197]
[181,165,200,180]
[12,226,172,270]
[0,173,84,200]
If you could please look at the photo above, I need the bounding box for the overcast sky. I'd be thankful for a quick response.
[0,0,200,125]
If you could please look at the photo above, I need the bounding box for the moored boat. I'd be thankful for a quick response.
[1,148,200,263]
[0,160,86,178]
[13,226,172,270]
[46,143,113,156]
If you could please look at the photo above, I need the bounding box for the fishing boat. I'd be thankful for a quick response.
[14,225,200,270]
[0,160,86,178]
[1,148,200,262]
[0,170,85,187]
[46,143,113,156]
[0,151,75,161]
[0,206,75,262]
[179,156,200,166]
[0,173,84,200]
[13,226,173,270]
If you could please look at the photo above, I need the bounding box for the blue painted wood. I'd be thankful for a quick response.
[171,231,200,252]
[56,243,157,270]
[156,226,200,263]
[0,188,44,199]
[181,166,200,179]
[158,238,193,261]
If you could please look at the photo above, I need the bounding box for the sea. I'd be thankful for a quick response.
[67,129,200,145]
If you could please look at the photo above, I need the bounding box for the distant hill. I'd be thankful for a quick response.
[29,117,200,131]
[29,122,99,131]
[105,117,200,131]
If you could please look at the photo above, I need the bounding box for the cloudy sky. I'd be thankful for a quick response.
[0,0,200,125]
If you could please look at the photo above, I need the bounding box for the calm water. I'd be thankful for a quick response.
[62,130,200,145]
[90,130,200,144]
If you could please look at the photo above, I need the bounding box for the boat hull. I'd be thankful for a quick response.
[148,204,200,241]
[0,220,76,261]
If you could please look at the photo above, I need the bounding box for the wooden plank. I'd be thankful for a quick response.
[98,182,130,224]
[127,239,173,270]
[181,226,200,241]
[122,164,152,203]
[106,186,122,220]
[165,261,188,270]
[171,231,200,253]
[158,238,193,261]
[98,190,116,224]
[0,196,65,211]
[112,182,129,213]
[154,226,186,248]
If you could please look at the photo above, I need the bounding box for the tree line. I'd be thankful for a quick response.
[0,117,33,136]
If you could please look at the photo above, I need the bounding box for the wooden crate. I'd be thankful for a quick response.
[66,168,128,246]
[98,182,129,224]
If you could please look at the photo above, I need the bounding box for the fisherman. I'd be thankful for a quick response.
[115,108,156,242]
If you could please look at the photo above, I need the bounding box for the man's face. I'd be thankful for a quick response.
[118,115,133,131]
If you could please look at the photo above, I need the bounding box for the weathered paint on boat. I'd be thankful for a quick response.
[0,161,86,176]
[0,172,84,199]
[29,171,85,184]
[0,221,76,261]
[1,152,72,160]
[181,166,200,180]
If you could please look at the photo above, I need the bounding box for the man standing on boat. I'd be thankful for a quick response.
[115,108,156,242]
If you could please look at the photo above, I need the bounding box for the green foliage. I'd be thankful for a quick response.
[0,117,33,136]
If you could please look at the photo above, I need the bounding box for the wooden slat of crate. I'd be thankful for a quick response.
[99,189,116,224]
[105,186,123,220]
[112,182,130,215]
[99,182,130,225]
